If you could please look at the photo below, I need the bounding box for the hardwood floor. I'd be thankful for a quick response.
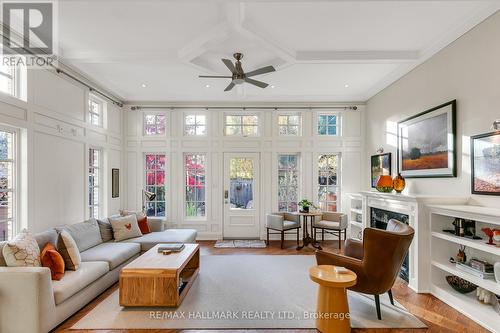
[52,240,489,333]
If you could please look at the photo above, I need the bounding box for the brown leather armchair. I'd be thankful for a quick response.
[315,219,414,320]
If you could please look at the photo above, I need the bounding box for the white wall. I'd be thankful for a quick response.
[365,11,500,208]
[124,106,365,240]
[0,67,124,233]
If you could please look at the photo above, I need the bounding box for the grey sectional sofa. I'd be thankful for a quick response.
[0,216,197,333]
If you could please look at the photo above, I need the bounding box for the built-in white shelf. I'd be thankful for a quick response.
[350,220,363,228]
[348,193,364,241]
[431,231,500,256]
[350,208,363,215]
[428,204,500,225]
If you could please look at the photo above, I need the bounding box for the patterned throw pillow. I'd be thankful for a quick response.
[109,214,142,241]
[57,230,81,270]
[120,210,150,235]
[2,229,41,267]
[40,243,65,280]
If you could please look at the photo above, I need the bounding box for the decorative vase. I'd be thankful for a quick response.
[376,175,394,193]
[495,262,500,284]
[393,173,406,193]
[493,229,500,243]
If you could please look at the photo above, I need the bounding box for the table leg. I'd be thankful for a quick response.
[316,285,351,333]
[296,216,306,250]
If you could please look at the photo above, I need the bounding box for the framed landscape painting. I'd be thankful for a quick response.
[371,153,392,188]
[398,100,456,178]
[471,131,500,195]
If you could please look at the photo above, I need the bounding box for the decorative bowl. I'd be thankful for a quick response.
[446,275,477,294]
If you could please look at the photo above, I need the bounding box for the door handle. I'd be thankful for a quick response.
[224,190,228,199]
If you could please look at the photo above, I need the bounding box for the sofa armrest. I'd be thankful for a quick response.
[0,267,56,333]
[266,214,284,230]
[148,217,166,232]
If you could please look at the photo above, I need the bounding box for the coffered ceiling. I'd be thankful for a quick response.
[57,0,500,103]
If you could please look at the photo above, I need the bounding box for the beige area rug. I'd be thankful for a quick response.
[214,239,267,248]
[73,255,426,330]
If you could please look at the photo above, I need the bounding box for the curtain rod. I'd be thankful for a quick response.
[130,106,358,111]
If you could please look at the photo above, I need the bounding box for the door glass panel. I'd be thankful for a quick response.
[229,158,254,210]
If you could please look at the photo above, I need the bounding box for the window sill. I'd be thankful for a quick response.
[0,92,27,110]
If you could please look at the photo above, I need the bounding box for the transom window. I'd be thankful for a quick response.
[88,148,101,219]
[88,95,103,127]
[278,154,299,212]
[145,154,166,217]
[318,114,338,136]
[185,154,206,218]
[317,154,339,212]
[224,115,259,136]
[144,113,166,136]
[184,114,206,136]
[0,129,15,241]
[0,62,24,100]
[278,115,301,136]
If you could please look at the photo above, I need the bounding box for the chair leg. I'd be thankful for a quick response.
[388,289,394,306]
[338,231,341,249]
[266,228,269,246]
[374,295,382,320]
[281,230,284,249]
[296,228,300,246]
[322,229,325,241]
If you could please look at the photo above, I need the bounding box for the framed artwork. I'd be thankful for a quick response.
[112,168,120,198]
[471,131,500,195]
[371,153,392,188]
[398,100,456,178]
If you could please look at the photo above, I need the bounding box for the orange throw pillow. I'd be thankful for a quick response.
[41,243,65,280]
[137,215,151,234]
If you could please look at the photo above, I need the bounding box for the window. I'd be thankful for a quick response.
[318,114,338,136]
[278,114,301,136]
[88,95,103,127]
[0,130,15,241]
[184,114,206,136]
[185,154,206,217]
[144,113,166,136]
[88,148,101,219]
[278,154,299,212]
[224,115,259,136]
[145,154,166,216]
[0,62,24,99]
[317,154,339,212]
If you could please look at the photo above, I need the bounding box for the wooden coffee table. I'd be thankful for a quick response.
[119,243,200,307]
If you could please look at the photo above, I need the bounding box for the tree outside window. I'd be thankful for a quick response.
[185,154,206,217]
[145,154,166,216]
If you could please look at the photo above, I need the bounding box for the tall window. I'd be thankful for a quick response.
[224,115,259,136]
[0,130,15,241]
[318,114,338,136]
[185,154,206,218]
[88,148,101,219]
[184,114,206,136]
[278,154,299,212]
[144,113,166,136]
[145,154,166,216]
[318,154,339,212]
[0,63,23,99]
[88,95,103,127]
[278,114,301,136]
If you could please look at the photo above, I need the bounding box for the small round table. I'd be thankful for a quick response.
[309,265,357,333]
[291,212,323,250]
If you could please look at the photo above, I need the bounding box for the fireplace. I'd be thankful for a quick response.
[370,207,410,282]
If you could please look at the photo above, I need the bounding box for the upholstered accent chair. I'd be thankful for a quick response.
[315,219,414,320]
[266,213,301,249]
[312,212,348,249]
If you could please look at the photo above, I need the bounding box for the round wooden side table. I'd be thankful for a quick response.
[309,265,357,333]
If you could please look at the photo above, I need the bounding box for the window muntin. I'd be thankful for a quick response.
[0,62,24,100]
[318,114,338,136]
[224,115,259,136]
[278,115,301,136]
[144,113,166,136]
[185,154,206,218]
[88,148,101,219]
[278,154,299,212]
[88,96,103,127]
[145,154,166,217]
[317,154,339,212]
[0,130,14,241]
[184,114,206,136]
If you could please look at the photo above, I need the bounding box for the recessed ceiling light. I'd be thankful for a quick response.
[344,84,350,88]
[270,85,275,88]
[141,83,147,88]
[205,84,211,88]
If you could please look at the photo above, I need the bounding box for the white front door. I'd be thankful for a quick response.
[223,152,260,239]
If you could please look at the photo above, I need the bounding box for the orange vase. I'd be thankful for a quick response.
[376,175,394,193]
[393,173,406,193]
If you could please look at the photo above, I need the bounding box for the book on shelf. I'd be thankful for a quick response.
[455,262,495,279]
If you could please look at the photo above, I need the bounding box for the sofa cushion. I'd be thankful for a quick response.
[52,261,108,305]
[314,220,341,229]
[97,218,113,242]
[2,229,41,267]
[41,243,65,280]
[0,242,6,266]
[33,229,59,250]
[80,242,140,270]
[58,230,82,271]
[56,219,103,252]
[109,215,142,242]
[122,229,197,251]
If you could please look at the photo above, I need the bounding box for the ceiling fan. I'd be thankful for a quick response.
[199,53,276,91]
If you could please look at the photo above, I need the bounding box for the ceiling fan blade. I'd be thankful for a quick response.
[199,75,232,78]
[244,78,268,89]
[221,59,236,73]
[245,65,276,77]
[224,82,235,91]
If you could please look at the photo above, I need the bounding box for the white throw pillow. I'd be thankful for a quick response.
[109,215,142,242]
[2,229,41,267]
